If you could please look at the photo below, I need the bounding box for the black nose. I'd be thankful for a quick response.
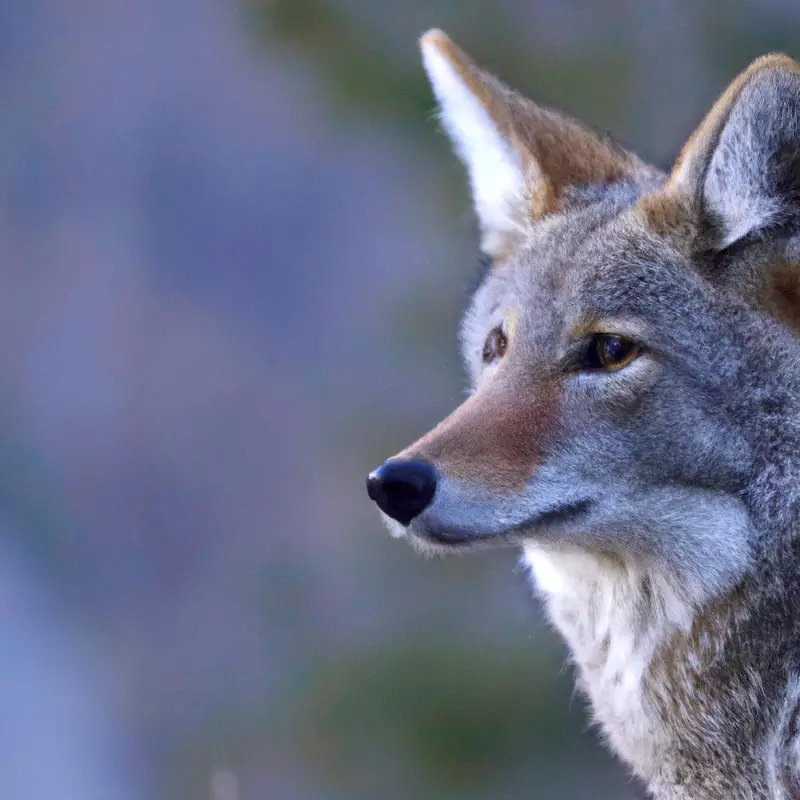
[366,459,437,525]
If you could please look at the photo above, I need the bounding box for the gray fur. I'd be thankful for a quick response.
[704,65,800,247]
[376,41,800,798]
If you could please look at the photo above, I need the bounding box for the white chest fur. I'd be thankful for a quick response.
[522,542,695,775]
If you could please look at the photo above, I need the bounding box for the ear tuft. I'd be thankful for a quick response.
[419,29,451,57]
[419,30,528,257]
[419,31,658,259]
[668,53,800,249]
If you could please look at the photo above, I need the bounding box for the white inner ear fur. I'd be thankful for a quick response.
[704,154,783,249]
[421,43,527,254]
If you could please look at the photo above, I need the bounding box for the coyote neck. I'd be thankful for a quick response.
[523,540,800,799]
[523,544,679,778]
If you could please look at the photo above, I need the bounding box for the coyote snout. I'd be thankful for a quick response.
[368,362,568,547]
[367,28,800,800]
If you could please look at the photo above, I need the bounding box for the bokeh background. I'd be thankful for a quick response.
[1,1,799,798]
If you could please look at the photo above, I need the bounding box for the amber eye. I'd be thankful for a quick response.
[583,334,639,371]
[482,326,508,364]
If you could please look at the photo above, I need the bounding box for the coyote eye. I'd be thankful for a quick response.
[482,326,507,364]
[583,334,639,371]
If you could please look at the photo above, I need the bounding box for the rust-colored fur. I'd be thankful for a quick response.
[369,30,800,799]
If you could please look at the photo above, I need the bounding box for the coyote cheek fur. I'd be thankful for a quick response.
[366,29,800,800]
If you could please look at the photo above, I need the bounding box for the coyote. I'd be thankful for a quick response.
[366,30,800,799]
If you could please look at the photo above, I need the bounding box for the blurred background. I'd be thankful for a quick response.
[0,0,798,798]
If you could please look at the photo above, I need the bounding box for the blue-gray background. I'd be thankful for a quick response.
[0,1,796,798]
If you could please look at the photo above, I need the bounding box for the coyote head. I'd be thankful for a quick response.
[367,31,800,598]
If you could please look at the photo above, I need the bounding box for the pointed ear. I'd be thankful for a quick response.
[668,54,800,250]
[420,30,652,258]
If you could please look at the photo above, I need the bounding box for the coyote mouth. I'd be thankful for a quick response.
[411,498,595,547]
